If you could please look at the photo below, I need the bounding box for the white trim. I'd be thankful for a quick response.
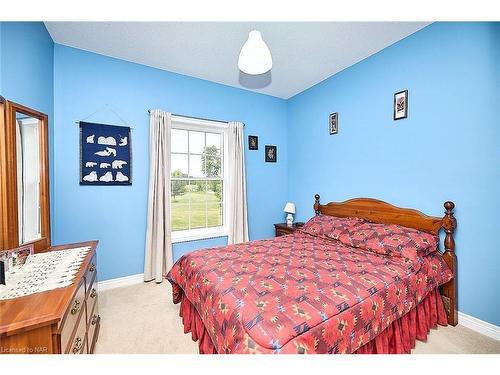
[172,227,228,243]
[458,311,500,341]
[172,115,228,129]
[97,273,144,292]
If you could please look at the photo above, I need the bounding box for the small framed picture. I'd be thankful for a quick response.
[248,135,258,150]
[265,145,277,162]
[329,112,338,135]
[0,243,34,275]
[10,244,34,268]
[394,90,408,120]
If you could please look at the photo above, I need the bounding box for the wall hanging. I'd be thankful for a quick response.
[394,90,408,120]
[79,121,132,185]
[265,145,277,162]
[329,112,339,134]
[248,135,258,150]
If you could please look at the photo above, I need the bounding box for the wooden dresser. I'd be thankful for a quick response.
[0,241,100,354]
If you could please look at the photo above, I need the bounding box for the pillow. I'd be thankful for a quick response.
[300,215,365,239]
[337,222,439,262]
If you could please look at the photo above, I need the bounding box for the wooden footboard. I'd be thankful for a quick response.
[313,194,458,326]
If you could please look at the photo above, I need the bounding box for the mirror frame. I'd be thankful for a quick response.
[0,97,51,252]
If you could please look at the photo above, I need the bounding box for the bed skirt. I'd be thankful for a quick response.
[173,286,448,354]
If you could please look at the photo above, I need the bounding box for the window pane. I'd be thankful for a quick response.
[188,180,206,203]
[190,204,207,229]
[171,154,188,177]
[189,154,204,178]
[206,133,221,151]
[204,155,221,178]
[206,180,222,202]
[171,179,189,203]
[171,204,189,231]
[189,131,205,154]
[189,180,206,195]
[171,129,188,153]
[207,202,223,227]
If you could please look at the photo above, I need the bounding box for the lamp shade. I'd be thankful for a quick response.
[238,30,273,75]
[283,202,296,214]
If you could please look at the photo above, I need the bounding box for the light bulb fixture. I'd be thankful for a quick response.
[238,30,273,75]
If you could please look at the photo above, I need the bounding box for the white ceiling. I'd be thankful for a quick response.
[45,22,430,99]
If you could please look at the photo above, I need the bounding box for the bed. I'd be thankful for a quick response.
[167,195,457,354]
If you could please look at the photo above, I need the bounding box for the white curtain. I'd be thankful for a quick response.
[144,110,172,283]
[227,121,249,244]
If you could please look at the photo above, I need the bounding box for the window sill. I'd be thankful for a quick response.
[171,227,228,244]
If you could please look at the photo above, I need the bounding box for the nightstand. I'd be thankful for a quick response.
[274,222,305,237]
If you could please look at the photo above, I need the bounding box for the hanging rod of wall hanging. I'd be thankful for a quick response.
[75,120,134,129]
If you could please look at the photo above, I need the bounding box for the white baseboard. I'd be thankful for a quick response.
[97,273,144,292]
[97,273,499,342]
[458,311,500,341]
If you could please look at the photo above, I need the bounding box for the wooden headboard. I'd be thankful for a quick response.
[313,194,458,326]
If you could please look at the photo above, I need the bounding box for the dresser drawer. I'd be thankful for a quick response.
[60,279,86,352]
[276,228,292,237]
[85,254,97,295]
[66,309,87,354]
[86,276,98,325]
[87,306,100,354]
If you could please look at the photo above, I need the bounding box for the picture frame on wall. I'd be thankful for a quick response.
[248,135,258,150]
[265,145,277,162]
[394,90,408,120]
[329,112,338,135]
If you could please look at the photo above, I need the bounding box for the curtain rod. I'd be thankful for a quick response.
[148,110,244,127]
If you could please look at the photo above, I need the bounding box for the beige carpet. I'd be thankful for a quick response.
[94,282,500,354]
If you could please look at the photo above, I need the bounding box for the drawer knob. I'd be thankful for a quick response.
[91,314,99,326]
[89,263,96,272]
[72,337,83,354]
[90,288,97,298]
[70,299,81,315]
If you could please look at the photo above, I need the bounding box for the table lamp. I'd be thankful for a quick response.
[283,202,296,227]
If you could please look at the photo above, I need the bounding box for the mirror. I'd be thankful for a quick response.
[0,98,50,252]
[15,112,41,244]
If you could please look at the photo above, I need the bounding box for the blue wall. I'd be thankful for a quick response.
[287,22,499,325]
[0,22,55,225]
[0,22,54,114]
[53,45,288,282]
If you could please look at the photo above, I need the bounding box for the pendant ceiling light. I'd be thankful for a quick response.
[238,30,273,75]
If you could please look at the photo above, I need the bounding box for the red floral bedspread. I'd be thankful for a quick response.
[167,231,452,354]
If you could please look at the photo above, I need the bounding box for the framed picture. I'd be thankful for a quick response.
[248,135,258,150]
[394,90,408,120]
[329,112,338,135]
[10,244,33,268]
[265,145,277,163]
[0,243,34,275]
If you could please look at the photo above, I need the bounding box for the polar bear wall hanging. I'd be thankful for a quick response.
[80,121,132,185]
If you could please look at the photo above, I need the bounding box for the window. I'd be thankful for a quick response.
[170,116,228,242]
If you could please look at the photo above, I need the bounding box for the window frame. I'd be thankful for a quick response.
[170,115,229,243]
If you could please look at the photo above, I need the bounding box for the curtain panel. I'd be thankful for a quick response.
[144,110,172,282]
[227,121,249,244]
